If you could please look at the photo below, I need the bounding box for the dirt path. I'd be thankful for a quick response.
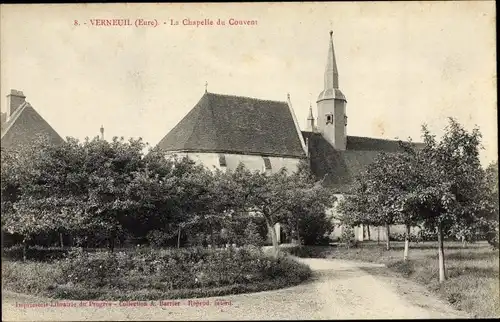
[2,257,469,321]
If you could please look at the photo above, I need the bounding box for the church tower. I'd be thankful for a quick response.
[316,31,347,150]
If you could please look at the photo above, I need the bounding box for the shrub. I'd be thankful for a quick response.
[340,226,356,248]
[389,232,421,243]
[146,230,171,248]
[284,245,328,258]
[2,245,69,262]
[2,260,64,295]
[296,211,334,246]
[243,221,264,246]
[486,223,499,249]
[2,247,312,300]
[387,260,414,278]
[418,229,438,241]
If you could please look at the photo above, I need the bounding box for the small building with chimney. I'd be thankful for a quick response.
[1,90,64,151]
[157,31,422,243]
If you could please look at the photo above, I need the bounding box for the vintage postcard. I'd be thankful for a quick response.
[1,2,498,321]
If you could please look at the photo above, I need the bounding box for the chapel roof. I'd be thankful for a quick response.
[156,92,307,158]
[302,131,425,193]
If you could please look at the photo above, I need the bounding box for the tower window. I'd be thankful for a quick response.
[263,157,272,171]
[218,154,227,167]
[326,113,334,124]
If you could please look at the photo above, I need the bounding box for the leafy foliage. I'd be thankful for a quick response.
[2,247,312,300]
[243,220,265,246]
[2,136,334,254]
[337,118,497,280]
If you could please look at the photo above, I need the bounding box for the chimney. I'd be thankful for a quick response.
[6,89,26,120]
[100,125,104,140]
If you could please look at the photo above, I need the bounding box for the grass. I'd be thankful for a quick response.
[285,241,499,318]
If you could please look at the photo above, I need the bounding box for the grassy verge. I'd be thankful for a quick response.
[2,247,312,301]
[284,241,499,318]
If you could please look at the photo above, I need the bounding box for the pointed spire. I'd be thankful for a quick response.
[205,81,208,93]
[307,104,314,120]
[308,93,313,120]
[324,30,339,89]
[307,102,315,132]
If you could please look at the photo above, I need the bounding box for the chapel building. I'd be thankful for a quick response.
[157,31,423,242]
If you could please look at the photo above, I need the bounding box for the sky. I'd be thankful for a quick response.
[1,2,497,165]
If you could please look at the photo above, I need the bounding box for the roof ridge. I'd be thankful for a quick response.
[207,92,287,104]
[1,102,29,138]
[348,135,405,142]
[348,135,424,145]
[206,93,221,151]
[183,95,207,150]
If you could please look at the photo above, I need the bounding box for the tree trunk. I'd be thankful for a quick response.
[296,221,302,245]
[59,233,64,248]
[109,235,115,253]
[377,226,380,245]
[22,238,28,262]
[177,226,182,249]
[403,224,410,262]
[210,227,214,248]
[461,235,466,248]
[266,219,280,258]
[437,223,447,283]
[367,224,371,241]
[385,224,391,250]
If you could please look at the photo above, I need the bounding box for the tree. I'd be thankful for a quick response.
[383,142,426,261]
[338,146,422,255]
[225,162,332,258]
[337,179,377,245]
[285,161,336,245]
[484,161,499,248]
[2,136,60,252]
[124,150,183,246]
[73,136,147,251]
[2,135,150,252]
[131,150,231,248]
[227,165,288,257]
[414,118,493,282]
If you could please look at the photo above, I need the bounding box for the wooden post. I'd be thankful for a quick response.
[177,226,181,249]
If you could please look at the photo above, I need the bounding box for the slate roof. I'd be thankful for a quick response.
[1,102,64,150]
[302,131,425,193]
[157,92,306,158]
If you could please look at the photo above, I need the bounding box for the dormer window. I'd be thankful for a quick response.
[218,154,227,167]
[263,157,272,172]
[326,113,334,124]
